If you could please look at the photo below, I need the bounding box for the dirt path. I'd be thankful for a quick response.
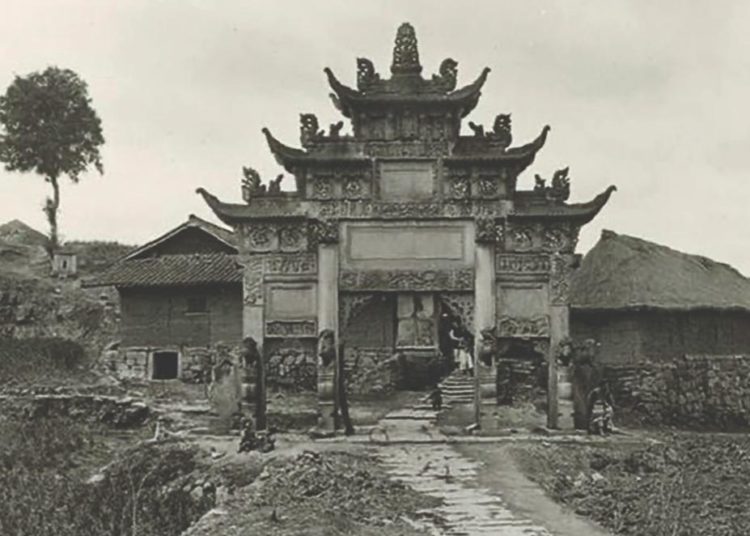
[370,407,612,536]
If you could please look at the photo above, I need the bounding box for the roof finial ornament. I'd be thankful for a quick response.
[391,22,422,75]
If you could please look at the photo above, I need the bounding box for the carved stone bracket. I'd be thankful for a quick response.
[266,320,317,338]
[340,269,474,291]
[475,218,505,244]
[310,219,340,245]
[496,315,550,338]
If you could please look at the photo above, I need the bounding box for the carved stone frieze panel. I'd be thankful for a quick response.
[242,256,264,305]
[549,254,579,305]
[240,222,310,253]
[496,254,551,275]
[263,253,317,275]
[364,141,449,157]
[315,199,507,219]
[265,320,317,338]
[448,175,470,200]
[278,224,305,251]
[506,226,536,252]
[476,176,498,198]
[496,315,550,338]
[339,269,474,291]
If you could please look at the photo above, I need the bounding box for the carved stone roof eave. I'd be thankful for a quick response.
[262,127,370,172]
[446,125,550,172]
[510,185,617,225]
[196,188,309,225]
[324,67,490,118]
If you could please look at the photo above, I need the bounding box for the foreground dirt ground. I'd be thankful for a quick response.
[507,431,750,536]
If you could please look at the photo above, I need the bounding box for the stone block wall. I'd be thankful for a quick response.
[604,354,750,429]
[102,344,235,383]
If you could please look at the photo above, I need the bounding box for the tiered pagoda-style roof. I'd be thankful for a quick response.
[198,22,615,227]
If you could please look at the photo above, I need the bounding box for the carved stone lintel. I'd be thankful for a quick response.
[266,320,317,338]
[496,315,550,338]
[310,219,340,244]
[340,269,474,291]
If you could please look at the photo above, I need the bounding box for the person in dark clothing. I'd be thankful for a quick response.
[428,385,443,411]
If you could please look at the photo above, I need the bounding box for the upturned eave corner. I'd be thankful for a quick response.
[262,127,307,171]
[195,187,233,226]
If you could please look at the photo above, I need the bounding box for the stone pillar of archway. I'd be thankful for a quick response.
[317,241,339,430]
[473,220,499,422]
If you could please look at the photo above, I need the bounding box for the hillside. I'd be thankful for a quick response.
[0,220,133,358]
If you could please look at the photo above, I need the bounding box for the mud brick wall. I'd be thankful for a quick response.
[572,309,750,365]
[343,347,401,395]
[118,284,242,348]
[604,355,750,429]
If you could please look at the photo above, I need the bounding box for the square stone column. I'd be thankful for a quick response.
[473,242,497,423]
[317,243,339,430]
[241,255,266,429]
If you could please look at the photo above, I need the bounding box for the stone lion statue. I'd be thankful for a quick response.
[317,329,336,368]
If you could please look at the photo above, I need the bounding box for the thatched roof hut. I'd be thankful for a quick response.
[570,230,750,365]
[570,230,750,312]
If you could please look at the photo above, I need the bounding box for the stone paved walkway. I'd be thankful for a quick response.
[370,407,554,535]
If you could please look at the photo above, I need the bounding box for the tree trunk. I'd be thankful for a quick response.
[44,176,60,256]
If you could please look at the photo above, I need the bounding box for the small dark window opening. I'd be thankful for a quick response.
[152,351,179,380]
[62,260,68,269]
[186,295,208,314]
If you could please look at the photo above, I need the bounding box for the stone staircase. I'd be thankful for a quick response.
[439,369,476,404]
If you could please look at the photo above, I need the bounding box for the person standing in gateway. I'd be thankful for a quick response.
[449,323,473,375]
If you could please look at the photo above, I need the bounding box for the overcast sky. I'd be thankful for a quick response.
[1,1,749,273]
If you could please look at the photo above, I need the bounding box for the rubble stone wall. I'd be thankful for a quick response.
[604,354,750,429]
[265,338,317,392]
[497,357,546,403]
[343,347,400,395]
[102,344,234,383]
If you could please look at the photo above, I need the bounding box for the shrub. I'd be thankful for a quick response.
[0,336,85,383]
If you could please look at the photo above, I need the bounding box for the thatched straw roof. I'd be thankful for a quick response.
[570,230,750,312]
